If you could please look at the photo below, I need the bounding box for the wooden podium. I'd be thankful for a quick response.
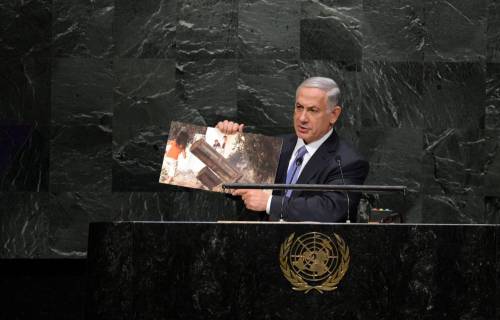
[86,222,498,319]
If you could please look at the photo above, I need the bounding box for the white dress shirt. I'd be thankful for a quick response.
[265,128,334,213]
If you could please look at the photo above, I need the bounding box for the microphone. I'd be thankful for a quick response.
[295,157,303,166]
[335,156,351,223]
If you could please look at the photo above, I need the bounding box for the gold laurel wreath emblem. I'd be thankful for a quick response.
[279,232,350,293]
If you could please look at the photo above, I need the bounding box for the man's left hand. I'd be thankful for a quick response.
[232,189,269,212]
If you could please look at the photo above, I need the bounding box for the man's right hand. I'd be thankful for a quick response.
[216,120,244,134]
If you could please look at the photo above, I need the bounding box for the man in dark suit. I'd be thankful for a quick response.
[217,77,369,222]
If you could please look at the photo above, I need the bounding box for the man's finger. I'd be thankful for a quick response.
[215,120,245,134]
[232,189,248,196]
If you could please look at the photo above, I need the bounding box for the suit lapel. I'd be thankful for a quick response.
[296,130,339,184]
[275,135,297,183]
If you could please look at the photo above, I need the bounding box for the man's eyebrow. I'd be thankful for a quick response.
[295,103,319,109]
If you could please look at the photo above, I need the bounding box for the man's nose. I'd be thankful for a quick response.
[298,110,308,122]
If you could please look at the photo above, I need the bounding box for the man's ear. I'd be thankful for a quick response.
[330,106,342,125]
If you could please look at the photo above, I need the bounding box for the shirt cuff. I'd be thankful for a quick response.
[265,195,272,214]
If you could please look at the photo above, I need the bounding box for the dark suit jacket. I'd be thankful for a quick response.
[269,130,369,222]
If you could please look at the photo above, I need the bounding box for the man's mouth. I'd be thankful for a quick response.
[297,125,309,133]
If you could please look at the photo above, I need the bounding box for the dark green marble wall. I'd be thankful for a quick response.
[2,2,500,318]
[0,0,499,259]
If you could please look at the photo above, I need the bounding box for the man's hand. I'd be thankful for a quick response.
[216,120,244,135]
[232,189,269,212]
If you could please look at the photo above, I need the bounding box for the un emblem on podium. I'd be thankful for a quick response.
[279,232,350,293]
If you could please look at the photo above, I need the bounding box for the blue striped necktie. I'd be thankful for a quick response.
[285,145,308,197]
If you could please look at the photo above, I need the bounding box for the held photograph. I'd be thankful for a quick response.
[159,121,282,192]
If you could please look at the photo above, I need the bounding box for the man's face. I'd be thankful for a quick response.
[294,87,341,144]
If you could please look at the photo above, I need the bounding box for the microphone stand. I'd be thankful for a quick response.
[336,158,351,223]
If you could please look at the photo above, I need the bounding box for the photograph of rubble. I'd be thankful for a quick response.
[159,121,282,192]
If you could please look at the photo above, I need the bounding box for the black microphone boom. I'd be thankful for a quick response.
[222,183,406,194]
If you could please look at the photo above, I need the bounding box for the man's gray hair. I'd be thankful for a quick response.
[296,77,341,110]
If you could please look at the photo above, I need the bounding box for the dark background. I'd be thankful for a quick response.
[0,0,499,318]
